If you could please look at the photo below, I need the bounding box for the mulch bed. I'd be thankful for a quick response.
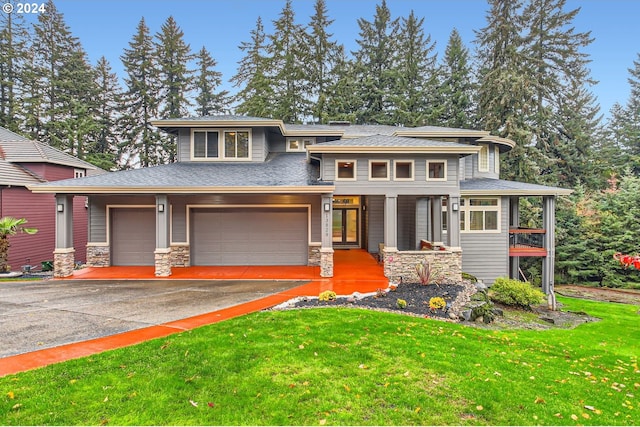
[285,282,466,320]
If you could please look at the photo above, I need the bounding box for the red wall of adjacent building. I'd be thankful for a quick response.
[2,163,89,272]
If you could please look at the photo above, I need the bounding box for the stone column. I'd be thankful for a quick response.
[320,194,334,277]
[155,195,171,277]
[53,195,75,278]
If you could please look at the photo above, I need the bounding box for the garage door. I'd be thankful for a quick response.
[111,208,155,266]
[191,208,308,266]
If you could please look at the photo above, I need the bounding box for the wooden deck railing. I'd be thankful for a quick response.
[509,228,547,257]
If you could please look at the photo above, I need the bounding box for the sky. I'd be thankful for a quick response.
[7,0,640,120]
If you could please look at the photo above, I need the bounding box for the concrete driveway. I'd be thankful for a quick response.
[0,279,303,358]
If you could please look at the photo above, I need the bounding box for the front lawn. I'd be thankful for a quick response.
[1,296,638,425]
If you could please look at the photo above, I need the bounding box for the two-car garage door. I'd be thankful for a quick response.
[111,207,309,266]
[191,207,308,266]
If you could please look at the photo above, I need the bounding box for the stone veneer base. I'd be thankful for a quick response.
[320,248,334,278]
[154,249,172,277]
[54,248,76,278]
[86,244,110,267]
[382,248,462,284]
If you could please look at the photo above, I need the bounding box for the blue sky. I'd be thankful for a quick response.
[10,0,640,119]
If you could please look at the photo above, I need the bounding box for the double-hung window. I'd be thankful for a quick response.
[460,198,500,233]
[478,144,489,172]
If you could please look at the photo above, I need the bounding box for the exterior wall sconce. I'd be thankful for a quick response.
[158,204,165,212]
[452,202,459,212]
[323,203,331,212]
[57,204,64,212]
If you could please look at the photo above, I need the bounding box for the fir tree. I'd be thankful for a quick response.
[392,10,440,126]
[155,16,193,119]
[267,0,308,123]
[322,46,359,123]
[439,29,476,129]
[231,17,274,118]
[120,18,163,168]
[305,0,341,123]
[194,46,229,116]
[352,0,400,124]
[0,11,29,131]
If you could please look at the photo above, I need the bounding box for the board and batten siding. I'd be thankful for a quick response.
[460,196,509,285]
[326,154,460,196]
[177,127,268,163]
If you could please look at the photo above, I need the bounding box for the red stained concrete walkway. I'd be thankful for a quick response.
[0,250,387,377]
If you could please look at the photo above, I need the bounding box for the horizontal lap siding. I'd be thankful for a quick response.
[460,198,509,284]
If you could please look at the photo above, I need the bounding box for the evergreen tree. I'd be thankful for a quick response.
[267,0,308,123]
[155,16,193,119]
[475,0,542,182]
[231,17,274,118]
[0,11,29,131]
[120,18,163,168]
[305,0,341,123]
[352,0,400,124]
[88,56,122,170]
[194,46,230,116]
[392,10,440,126]
[322,46,360,123]
[439,29,476,129]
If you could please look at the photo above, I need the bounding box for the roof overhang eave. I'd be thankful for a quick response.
[306,146,481,154]
[27,185,336,195]
[151,119,287,134]
[461,188,573,197]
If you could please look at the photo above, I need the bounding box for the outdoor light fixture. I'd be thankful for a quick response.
[452,202,459,212]
[158,204,165,212]
[57,204,64,212]
[324,203,331,212]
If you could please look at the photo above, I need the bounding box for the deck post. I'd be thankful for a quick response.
[542,196,556,309]
[509,196,520,280]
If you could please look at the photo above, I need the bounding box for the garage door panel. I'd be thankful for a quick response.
[111,208,155,266]
[192,208,308,266]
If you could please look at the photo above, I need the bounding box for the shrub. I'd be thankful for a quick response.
[396,299,407,309]
[488,277,545,308]
[415,258,442,285]
[462,272,478,283]
[318,290,336,301]
[428,296,446,311]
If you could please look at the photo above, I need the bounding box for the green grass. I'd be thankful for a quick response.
[1,296,639,425]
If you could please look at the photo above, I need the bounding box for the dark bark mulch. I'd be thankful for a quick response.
[290,282,465,320]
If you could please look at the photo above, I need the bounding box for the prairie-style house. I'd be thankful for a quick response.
[29,116,570,293]
[0,126,102,272]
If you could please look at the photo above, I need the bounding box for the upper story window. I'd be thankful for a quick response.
[192,129,251,160]
[478,144,489,172]
[287,137,315,152]
[494,146,500,175]
[427,160,447,181]
[336,160,356,180]
[74,168,86,178]
[369,160,389,180]
[460,197,500,233]
[394,160,414,181]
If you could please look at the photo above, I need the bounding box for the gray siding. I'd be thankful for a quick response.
[467,143,499,180]
[175,127,268,163]
[397,196,416,250]
[366,196,384,253]
[325,154,460,196]
[460,196,509,284]
[88,195,155,242]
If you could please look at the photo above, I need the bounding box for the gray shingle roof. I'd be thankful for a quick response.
[460,178,572,195]
[31,153,321,190]
[313,134,474,148]
[0,127,31,142]
[154,115,278,123]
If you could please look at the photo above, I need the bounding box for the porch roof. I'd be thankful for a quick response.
[460,178,572,196]
[28,153,334,195]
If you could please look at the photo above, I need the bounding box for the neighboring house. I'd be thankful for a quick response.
[0,126,103,272]
[29,116,570,294]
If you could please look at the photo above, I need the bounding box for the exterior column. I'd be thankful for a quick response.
[415,197,429,249]
[509,196,520,280]
[542,196,556,308]
[53,194,75,278]
[384,195,398,250]
[431,196,443,243]
[320,194,334,277]
[154,195,171,277]
[446,195,461,248]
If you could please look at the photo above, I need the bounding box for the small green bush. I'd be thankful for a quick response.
[396,299,407,309]
[489,277,545,308]
[462,272,478,283]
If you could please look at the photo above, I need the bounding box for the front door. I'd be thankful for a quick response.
[332,208,359,246]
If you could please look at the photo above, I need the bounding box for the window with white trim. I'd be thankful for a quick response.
[369,160,389,180]
[336,160,356,180]
[193,130,219,159]
[494,146,500,175]
[74,168,86,178]
[286,137,315,152]
[460,197,500,233]
[478,144,489,172]
[427,160,447,181]
[394,160,414,180]
[224,130,250,158]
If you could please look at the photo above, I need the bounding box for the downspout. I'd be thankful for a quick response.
[309,155,324,181]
